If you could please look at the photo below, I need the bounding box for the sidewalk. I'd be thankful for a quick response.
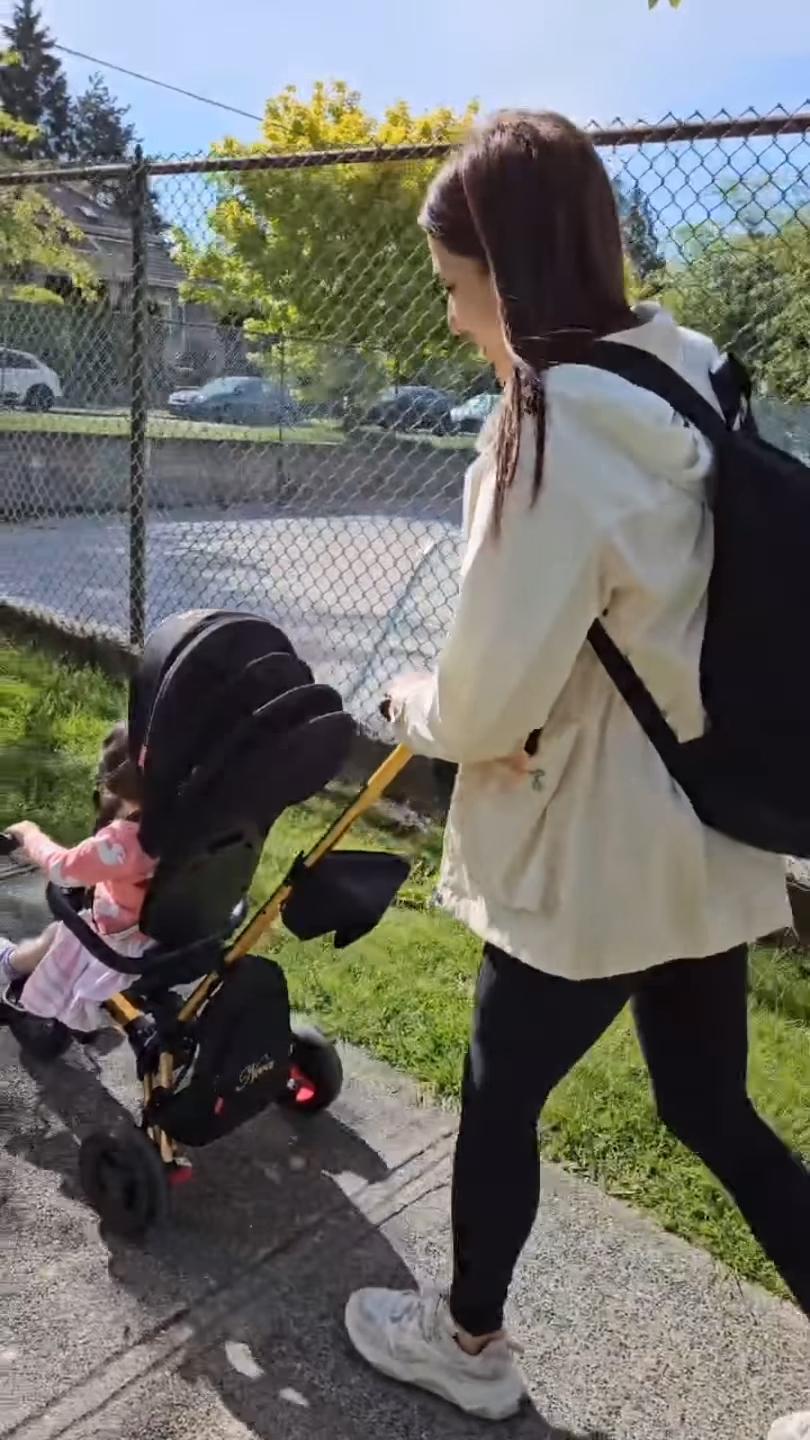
[2,873,807,1440]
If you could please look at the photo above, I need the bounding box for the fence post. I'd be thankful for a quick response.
[278,331,286,443]
[0,287,8,398]
[128,146,148,650]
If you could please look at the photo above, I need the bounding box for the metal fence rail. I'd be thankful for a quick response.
[1,107,809,726]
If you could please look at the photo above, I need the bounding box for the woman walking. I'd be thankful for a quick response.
[344,111,810,1425]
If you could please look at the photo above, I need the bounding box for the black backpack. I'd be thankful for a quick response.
[584,342,810,858]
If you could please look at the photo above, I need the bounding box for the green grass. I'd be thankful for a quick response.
[1,640,124,842]
[0,410,341,446]
[3,635,810,1300]
[0,409,474,452]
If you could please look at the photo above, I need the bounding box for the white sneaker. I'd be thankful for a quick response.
[344,1287,526,1421]
[768,1415,810,1440]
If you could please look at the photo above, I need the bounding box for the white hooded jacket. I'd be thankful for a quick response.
[388,305,790,978]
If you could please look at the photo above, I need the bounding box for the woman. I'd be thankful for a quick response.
[344,111,810,1426]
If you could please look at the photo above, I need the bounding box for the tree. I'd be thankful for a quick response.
[174,82,481,395]
[0,16,162,226]
[67,72,162,228]
[0,61,96,301]
[618,180,664,280]
[0,0,70,159]
[661,217,810,402]
[69,72,136,165]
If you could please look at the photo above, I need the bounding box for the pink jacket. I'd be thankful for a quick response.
[22,819,155,936]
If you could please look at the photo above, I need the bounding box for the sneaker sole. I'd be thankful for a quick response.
[344,1298,525,1422]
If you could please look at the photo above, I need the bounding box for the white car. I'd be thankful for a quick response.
[0,348,62,411]
[450,392,501,434]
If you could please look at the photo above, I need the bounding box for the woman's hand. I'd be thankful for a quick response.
[493,730,543,779]
[6,821,36,848]
[380,672,430,726]
[499,750,533,776]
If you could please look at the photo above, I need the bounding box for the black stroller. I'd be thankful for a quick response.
[1,609,411,1237]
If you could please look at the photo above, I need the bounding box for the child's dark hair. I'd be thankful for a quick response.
[94,722,142,824]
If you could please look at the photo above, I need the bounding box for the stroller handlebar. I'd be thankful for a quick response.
[0,831,20,857]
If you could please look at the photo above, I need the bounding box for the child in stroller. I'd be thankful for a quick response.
[1,723,155,1034]
[1,608,411,1238]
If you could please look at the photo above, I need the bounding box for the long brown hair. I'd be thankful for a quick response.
[420,111,633,530]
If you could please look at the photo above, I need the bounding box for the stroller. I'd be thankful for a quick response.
[1,609,411,1238]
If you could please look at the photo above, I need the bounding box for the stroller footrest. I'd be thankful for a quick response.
[282,849,410,947]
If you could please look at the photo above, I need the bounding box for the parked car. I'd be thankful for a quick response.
[167,376,298,426]
[450,392,501,434]
[166,386,201,407]
[363,386,455,435]
[0,349,61,411]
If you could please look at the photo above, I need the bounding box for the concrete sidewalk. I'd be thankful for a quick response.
[2,873,807,1440]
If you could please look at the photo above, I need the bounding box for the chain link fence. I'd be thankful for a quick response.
[1,107,809,728]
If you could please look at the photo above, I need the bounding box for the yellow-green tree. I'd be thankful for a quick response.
[661,219,810,402]
[1,56,96,302]
[175,82,480,391]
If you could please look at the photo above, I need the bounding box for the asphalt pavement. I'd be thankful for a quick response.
[0,507,461,724]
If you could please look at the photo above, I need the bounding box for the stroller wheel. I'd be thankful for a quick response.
[79,1127,169,1238]
[7,1008,73,1062]
[279,1025,343,1115]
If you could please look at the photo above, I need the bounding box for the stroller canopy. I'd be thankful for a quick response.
[129,609,355,862]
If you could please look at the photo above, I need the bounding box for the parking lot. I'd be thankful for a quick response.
[0,506,461,720]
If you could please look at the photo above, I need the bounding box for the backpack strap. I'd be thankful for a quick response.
[580,341,737,788]
[710,352,747,425]
[586,616,685,785]
[711,352,758,434]
[586,341,730,444]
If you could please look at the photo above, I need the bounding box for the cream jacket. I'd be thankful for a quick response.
[388,305,789,978]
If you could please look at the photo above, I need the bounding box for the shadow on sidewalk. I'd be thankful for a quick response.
[6,1043,612,1439]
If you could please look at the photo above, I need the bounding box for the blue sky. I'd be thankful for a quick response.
[29,0,810,159]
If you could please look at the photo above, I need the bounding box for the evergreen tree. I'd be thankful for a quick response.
[67,72,162,227]
[69,73,136,165]
[0,0,70,159]
[618,180,664,280]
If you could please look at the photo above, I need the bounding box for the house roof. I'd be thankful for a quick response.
[44,181,185,292]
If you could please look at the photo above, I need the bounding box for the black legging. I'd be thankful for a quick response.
[450,944,810,1336]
